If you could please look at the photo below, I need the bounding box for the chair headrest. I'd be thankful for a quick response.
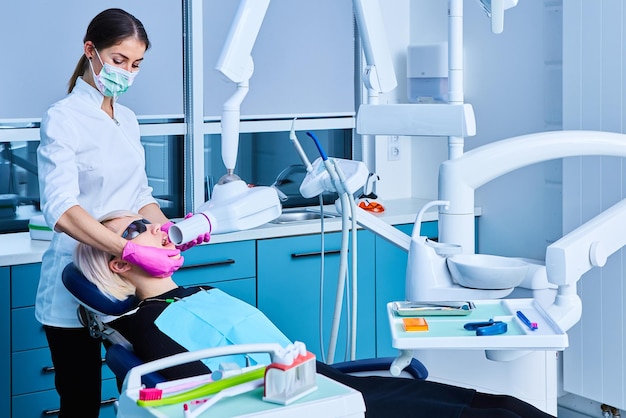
[62,262,139,316]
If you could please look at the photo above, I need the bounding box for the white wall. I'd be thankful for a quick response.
[367,0,414,200]
[404,0,562,261]
[562,0,626,410]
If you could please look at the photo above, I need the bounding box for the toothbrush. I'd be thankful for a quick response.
[136,366,266,408]
[139,364,266,401]
[185,379,263,418]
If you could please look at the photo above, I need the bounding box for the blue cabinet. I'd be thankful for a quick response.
[9,263,117,418]
[174,240,256,305]
[1,267,8,418]
[257,230,376,363]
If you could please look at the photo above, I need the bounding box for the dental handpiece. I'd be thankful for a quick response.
[289,118,313,172]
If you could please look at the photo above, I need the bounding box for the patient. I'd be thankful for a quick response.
[74,210,555,418]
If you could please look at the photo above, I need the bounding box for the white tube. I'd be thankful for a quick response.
[335,159,359,361]
[448,0,464,160]
[325,157,349,363]
[349,192,358,361]
[221,82,249,172]
[327,191,350,364]
[168,214,211,246]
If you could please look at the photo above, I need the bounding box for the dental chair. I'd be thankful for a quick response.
[61,263,428,391]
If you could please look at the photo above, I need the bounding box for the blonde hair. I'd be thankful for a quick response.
[73,210,139,301]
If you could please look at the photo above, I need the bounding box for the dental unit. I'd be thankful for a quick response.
[436,130,626,331]
[169,0,527,365]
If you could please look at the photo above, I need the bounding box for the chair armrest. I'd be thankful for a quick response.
[106,344,165,389]
[331,357,428,380]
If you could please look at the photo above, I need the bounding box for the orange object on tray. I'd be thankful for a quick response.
[402,317,428,332]
[358,200,385,213]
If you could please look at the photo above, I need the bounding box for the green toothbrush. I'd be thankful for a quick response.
[137,366,266,408]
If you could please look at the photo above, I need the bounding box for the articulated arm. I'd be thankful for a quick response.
[439,130,626,254]
[545,198,626,331]
[215,0,270,174]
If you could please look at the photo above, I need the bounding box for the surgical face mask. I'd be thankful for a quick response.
[89,48,139,98]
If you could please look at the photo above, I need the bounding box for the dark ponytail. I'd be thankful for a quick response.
[67,8,150,93]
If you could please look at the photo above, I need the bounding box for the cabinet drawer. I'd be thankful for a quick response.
[13,347,56,395]
[12,307,46,351]
[11,378,118,418]
[12,347,114,395]
[175,240,255,283]
[11,263,41,308]
[258,231,376,360]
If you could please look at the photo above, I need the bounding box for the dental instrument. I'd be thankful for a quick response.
[392,301,475,316]
[301,131,363,364]
[516,311,538,331]
[463,320,508,336]
[289,118,313,175]
[286,122,369,363]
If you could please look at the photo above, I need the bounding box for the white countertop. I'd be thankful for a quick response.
[0,198,446,267]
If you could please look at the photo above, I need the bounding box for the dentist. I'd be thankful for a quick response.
[36,8,194,417]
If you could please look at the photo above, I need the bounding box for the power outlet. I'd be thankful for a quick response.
[387,135,401,161]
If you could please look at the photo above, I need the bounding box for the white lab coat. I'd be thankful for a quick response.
[36,78,157,327]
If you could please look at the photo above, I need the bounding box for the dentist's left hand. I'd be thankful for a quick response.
[121,241,184,278]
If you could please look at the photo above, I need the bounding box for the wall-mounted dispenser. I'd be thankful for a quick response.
[407,42,448,103]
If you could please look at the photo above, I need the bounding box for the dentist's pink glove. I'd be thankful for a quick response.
[121,241,184,278]
[161,221,175,234]
[161,213,211,252]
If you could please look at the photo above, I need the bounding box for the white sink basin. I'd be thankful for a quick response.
[270,208,336,224]
[447,254,529,290]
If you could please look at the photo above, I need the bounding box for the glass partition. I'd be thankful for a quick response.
[204,128,352,207]
[0,0,359,232]
[0,132,183,233]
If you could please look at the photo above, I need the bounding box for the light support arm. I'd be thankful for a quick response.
[352,0,398,99]
[215,0,270,174]
[220,81,249,174]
